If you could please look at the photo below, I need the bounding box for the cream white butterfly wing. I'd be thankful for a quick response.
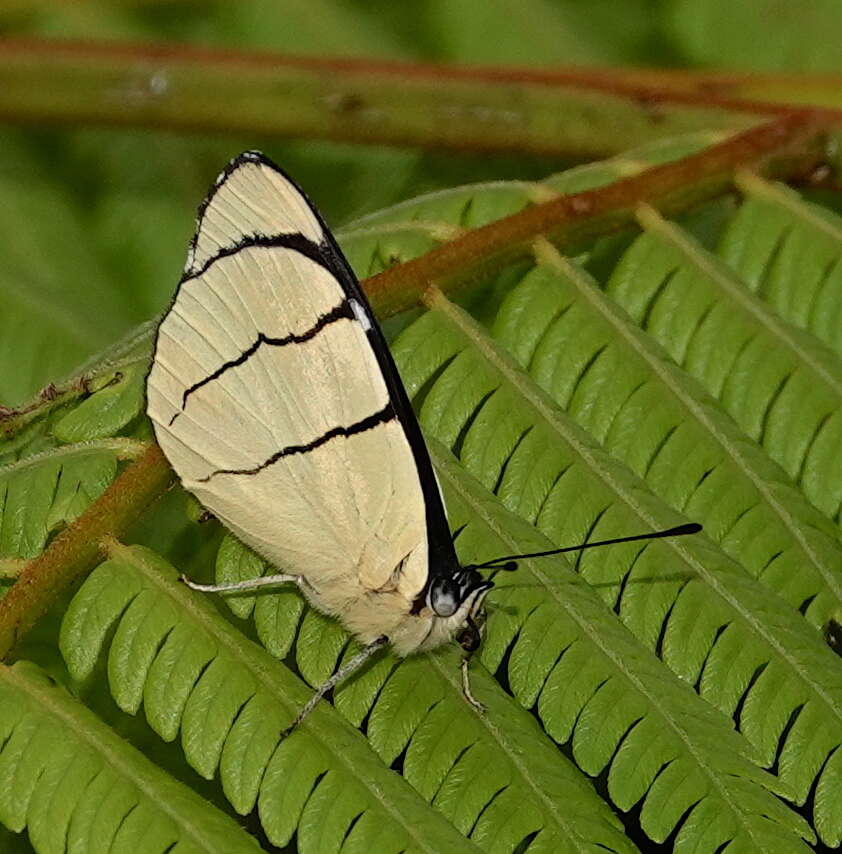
[147,153,458,632]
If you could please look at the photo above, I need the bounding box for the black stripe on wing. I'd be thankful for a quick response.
[183,150,325,278]
[197,403,395,482]
[181,232,332,285]
[168,299,354,426]
[275,163,463,599]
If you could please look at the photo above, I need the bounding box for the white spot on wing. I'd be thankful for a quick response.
[350,299,372,332]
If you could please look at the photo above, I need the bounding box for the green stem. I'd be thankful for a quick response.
[0,37,761,157]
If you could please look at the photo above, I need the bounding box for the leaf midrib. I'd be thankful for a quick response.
[340,219,465,244]
[0,439,147,479]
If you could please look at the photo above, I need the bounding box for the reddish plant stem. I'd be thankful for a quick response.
[0,444,175,659]
[366,113,827,315]
[578,66,842,115]
[0,39,840,160]
[0,38,761,157]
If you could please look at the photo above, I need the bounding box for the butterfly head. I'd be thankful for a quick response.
[402,566,493,654]
[428,567,491,618]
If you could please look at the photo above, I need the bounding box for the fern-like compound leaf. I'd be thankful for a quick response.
[0,660,264,854]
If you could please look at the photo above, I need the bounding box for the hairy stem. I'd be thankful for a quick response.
[366,113,827,315]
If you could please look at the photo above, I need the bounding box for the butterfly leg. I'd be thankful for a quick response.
[283,636,388,735]
[180,572,306,593]
[457,615,486,713]
[460,656,486,714]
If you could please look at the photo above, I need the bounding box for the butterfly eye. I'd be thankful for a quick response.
[429,576,460,617]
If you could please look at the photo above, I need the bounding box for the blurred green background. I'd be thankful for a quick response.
[1,0,840,406]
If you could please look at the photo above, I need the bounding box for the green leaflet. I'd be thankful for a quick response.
[0,441,133,559]
[0,660,263,854]
[214,534,309,668]
[720,174,842,359]
[1,313,158,448]
[51,363,147,443]
[58,544,482,854]
[609,206,842,523]
[390,295,842,842]
[0,348,148,559]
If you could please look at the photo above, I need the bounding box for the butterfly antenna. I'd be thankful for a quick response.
[466,523,702,571]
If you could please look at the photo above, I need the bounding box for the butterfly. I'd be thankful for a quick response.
[146,151,700,728]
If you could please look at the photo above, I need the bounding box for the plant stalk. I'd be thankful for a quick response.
[0,37,763,157]
[365,113,827,315]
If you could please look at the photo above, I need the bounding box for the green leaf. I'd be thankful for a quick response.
[0,660,263,854]
[51,363,146,443]
[391,292,842,840]
[608,205,842,522]
[490,248,842,630]
[0,441,141,558]
[60,542,652,853]
[720,173,842,360]
[428,445,814,852]
[428,0,633,66]
[214,532,263,621]
[215,532,305,657]
[668,0,842,72]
